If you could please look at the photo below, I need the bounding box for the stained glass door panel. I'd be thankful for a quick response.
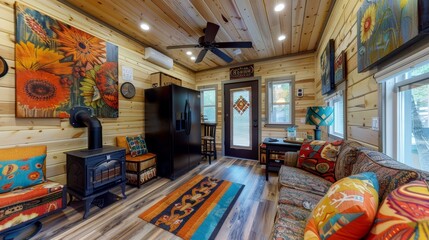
[224,80,259,160]
[231,88,251,148]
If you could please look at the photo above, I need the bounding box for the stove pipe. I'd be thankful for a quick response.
[69,107,102,150]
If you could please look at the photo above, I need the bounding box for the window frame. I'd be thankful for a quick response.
[326,82,346,140]
[265,76,295,127]
[198,85,217,123]
[382,69,429,160]
[376,44,429,170]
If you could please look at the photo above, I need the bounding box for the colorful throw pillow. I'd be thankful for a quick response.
[304,172,379,240]
[126,135,148,157]
[0,154,46,193]
[297,140,343,182]
[116,136,130,154]
[367,180,429,239]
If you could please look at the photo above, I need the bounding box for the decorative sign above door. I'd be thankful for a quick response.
[229,64,254,79]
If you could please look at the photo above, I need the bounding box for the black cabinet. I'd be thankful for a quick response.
[145,85,201,179]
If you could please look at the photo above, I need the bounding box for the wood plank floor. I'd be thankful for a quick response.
[33,157,279,240]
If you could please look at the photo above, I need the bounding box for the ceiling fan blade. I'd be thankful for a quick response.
[195,49,208,63]
[210,48,233,63]
[214,42,253,48]
[204,22,220,43]
[166,44,200,49]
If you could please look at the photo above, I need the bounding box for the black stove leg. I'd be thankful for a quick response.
[83,196,95,219]
[121,182,127,199]
[67,193,74,205]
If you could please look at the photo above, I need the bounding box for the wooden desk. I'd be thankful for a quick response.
[263,138,302,181]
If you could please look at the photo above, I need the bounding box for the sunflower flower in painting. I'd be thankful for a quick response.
[79,66,105,109]
[95,62,118,109]
[15,41,72,75]
[400,0,409,9]
[80,62,118,109]
[360,4,377,44]
[53,22,106,66]
[17,70,70,109]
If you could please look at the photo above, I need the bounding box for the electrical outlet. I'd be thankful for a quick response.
[372,117,379,130]
[300,118,305,124]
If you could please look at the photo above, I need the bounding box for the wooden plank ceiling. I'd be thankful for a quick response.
[61,0,333,72]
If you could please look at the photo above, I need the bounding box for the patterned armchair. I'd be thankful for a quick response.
[0,145,67,238]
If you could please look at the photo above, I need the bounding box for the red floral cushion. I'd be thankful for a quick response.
[297,140,343,182]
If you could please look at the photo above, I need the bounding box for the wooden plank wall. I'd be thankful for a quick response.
[315,0,379,149]
[195,53,316,153]
[0,0,196,184]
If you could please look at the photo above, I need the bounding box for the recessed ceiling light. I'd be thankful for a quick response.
[274,3,285,12]
[190,56,196,60]
[186,51,192,55]
[278,35,286,41]
[140,23,150,31]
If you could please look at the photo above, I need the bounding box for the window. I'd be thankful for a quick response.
[380,58,429,171]
[266,77,294,126]
[200,87,217,123]
[326,83,346,139]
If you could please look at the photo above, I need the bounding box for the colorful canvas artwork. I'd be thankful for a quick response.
[15,3,119,118]
[334,51,346,86]
[321,39,335,95]
[357,0,418,72]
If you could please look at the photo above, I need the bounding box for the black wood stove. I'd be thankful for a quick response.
[65,107,126,219]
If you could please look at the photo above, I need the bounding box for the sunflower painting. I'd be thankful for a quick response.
[15,3,118,118]
[357,0,418,72]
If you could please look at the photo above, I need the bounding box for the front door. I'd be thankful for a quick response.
[224,80,259,159]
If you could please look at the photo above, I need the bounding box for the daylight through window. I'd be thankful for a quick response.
[266,77,294,125]
[200,88,217,123]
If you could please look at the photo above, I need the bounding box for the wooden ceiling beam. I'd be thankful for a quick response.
[280,0,293,55]
[299,0,320,51]
[62,0,334,72]
[291,0,306,53]
[264,0,284,56]
[308,0,333,50]
[234,0,270,58]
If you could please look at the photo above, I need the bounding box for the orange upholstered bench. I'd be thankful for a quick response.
[0,145,66,238]
[116,136,157,188]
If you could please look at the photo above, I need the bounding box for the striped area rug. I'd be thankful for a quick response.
[139,175,244,240]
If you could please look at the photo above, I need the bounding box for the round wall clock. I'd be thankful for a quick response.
[120,82,136,99]
[0,56,8,78]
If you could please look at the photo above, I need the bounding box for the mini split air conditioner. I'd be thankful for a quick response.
[144,47,173,70]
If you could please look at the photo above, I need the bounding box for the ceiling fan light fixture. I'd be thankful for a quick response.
[140,23,150,31]
[186,51,193,55]
[278,35,286,41]
[274,3,285,12]
[166,22,252,63]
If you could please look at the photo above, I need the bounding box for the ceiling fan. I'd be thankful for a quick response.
[166,22,253,63]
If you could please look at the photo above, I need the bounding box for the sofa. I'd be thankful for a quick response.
[270,140,429,239]
[0,145,67,238]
